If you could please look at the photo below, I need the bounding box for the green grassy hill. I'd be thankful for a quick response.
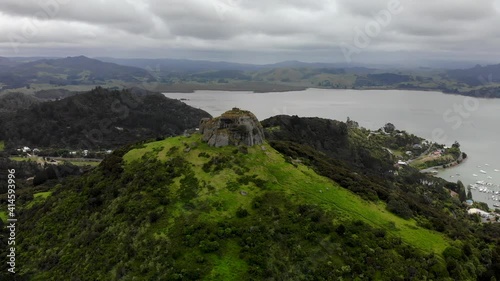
[13,134,462,280]
[124,135,449,254]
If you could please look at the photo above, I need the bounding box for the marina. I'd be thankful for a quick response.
[468,180,500,205]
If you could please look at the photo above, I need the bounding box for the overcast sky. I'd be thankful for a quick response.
[1,0,500,65]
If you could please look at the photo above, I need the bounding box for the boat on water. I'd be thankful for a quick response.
[487,176,493,179]
[494,204,500,208]
[480,170,487,174]
[473,174,478,177]
[495,169,500,172]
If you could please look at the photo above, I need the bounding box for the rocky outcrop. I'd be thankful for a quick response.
[200,108,265,147]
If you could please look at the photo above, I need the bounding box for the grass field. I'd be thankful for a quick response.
[206,241,248,281]
[9,156,100,167]
[410,154,454,169]
[34,191,52,200]
[124,134,449,256]
[68,160,101,167]
[9,156,35,162]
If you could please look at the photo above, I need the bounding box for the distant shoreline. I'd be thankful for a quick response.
[3,82,498,100]
[157,84,499,99]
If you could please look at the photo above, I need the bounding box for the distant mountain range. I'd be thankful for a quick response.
[0,56,155,90]
[447,63,500,86]
[97,57,262,72]
[97,57,377,73]
[0,57,18,67]
[1,55,500,98]
[1,55,495,73]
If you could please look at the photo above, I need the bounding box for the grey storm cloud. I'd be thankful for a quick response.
[0,0,500,64]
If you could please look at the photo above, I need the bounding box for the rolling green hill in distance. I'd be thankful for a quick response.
[2,56,500,98]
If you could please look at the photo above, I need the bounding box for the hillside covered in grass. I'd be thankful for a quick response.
[7,129,500,280]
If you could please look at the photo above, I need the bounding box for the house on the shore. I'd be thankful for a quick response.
[468,208,491,218]
[432,150,442,157]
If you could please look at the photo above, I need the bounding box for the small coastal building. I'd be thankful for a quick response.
[467,208,490,218]
[432,151,442,156]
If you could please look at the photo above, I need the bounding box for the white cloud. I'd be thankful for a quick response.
[0,0,499,64]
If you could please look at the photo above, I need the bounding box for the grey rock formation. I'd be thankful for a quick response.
[199,108,265,147]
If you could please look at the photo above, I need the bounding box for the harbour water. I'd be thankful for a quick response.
[164,88,500,208]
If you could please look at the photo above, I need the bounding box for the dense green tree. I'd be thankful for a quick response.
[467,188,473,200]
[384,123,396,133]
[457,180,467,202]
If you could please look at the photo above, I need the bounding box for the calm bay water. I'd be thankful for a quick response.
[164,89,500,208]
